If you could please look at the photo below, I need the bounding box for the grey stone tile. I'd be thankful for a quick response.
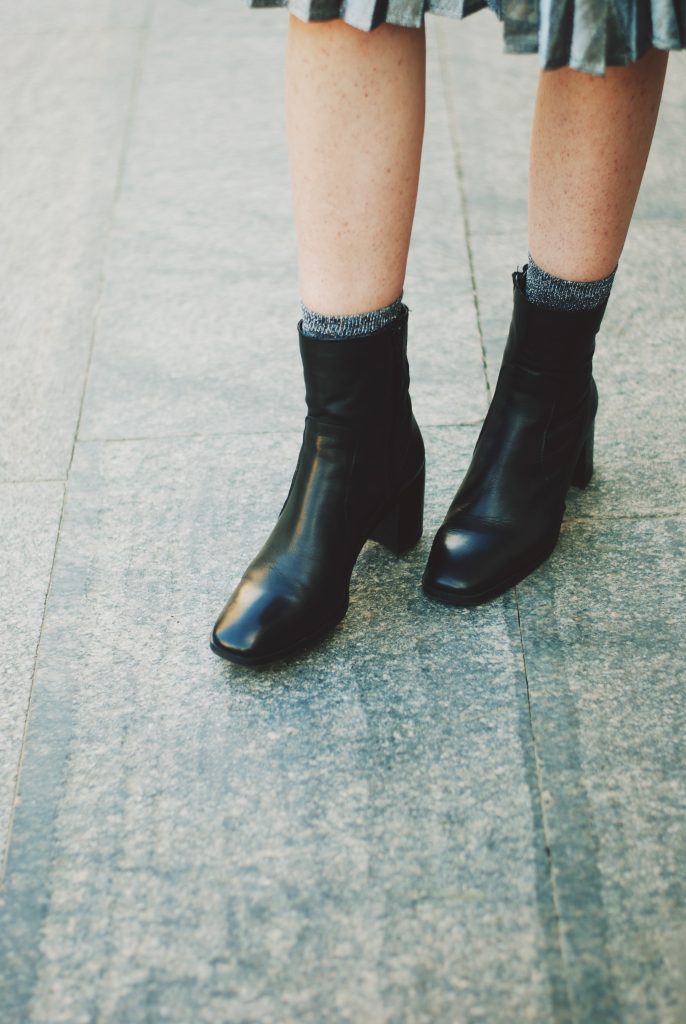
[0,30,142,480]
[78,265,306,440]
[474,219,686,380]
[434,15,535,242]
[610,219,686,319]
[582,284,684,519]
[78,10,300,441]
[406,32,489,426]
[632,55,686,224]
[472,221,686,395]
[587,310,686,517]
[106,13,292,274]
[467,231,525,386]
[436,16,686,236]
[0,1,148,29]
[152,0,275,36]
[436,15,686,242]
[633,122,686,224]
[0,431,565,1023]
[463,92,686,520]
[0,482,64,871]
[516,515,686,1023]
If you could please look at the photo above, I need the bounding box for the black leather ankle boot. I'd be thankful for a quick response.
[212,308,425,665]
[423,267,608,606]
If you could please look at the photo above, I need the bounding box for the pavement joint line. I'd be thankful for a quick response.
[434,21,492,400]
[70,1,154,463]
[564,510,686,522]
[0,481,67,886]
[72,420,487,444]
[0,479,67,485]
[0,2,155,887]
[514,590,575,1018]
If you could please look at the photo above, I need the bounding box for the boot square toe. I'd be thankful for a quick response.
[211,576,348,666]
[422,523,556,606]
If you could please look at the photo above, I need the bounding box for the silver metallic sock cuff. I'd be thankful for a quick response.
[526,253,617,312]
[300,293,404,339]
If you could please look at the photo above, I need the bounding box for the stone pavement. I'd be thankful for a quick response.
[0,2,684,1021]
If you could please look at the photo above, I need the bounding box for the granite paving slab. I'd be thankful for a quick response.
[105,12,294,275]
[152,0,270,37]
[591,311,686,514]
[0,429,566,1023]
[434,16,534,244]
[0,482,64,872]
[464,233,686,521]
[516,515,686,1024]
[402,29,488,427]
[0,0,148,30]
[78,265,306,441]
[0,27,145,481]
[616,50,686,225]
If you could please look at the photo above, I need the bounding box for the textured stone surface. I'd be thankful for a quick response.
[517,516,686,1024]
[630,56,686,224]
[435,15,534,244]
[0,28,143,481]
[1,2,685,1022]
[0,483,64,870]
[404,36,488,427]
[0,0,148,30]
[0,432,564,1023]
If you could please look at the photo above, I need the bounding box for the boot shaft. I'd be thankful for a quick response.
[454,270,608,523]
[494,268,607,423]
[503,269,608,377]
[298,306,411,424]
[297,308,423,496]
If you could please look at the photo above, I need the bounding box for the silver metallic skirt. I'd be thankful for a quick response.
[245,0,686,74]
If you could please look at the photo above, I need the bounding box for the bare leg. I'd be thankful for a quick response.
[211,18,427,665]
[422,48,671,607]
[528,48,669,281]
[286,16,426,315]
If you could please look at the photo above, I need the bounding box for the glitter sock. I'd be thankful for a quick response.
[300,293,404,339]
[525,253,617,312]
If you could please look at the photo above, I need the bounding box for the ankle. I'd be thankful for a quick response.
[524,253,617,312]
[300,293,405,339]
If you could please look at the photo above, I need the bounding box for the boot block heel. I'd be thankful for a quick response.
[369,465,425,555]
[570,428,594,489]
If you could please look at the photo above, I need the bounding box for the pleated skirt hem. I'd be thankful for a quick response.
[246,0,686,75]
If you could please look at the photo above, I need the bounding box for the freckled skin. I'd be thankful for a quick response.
[287,15,668,310]
[286,17,425,315]
[529,48,668,281]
